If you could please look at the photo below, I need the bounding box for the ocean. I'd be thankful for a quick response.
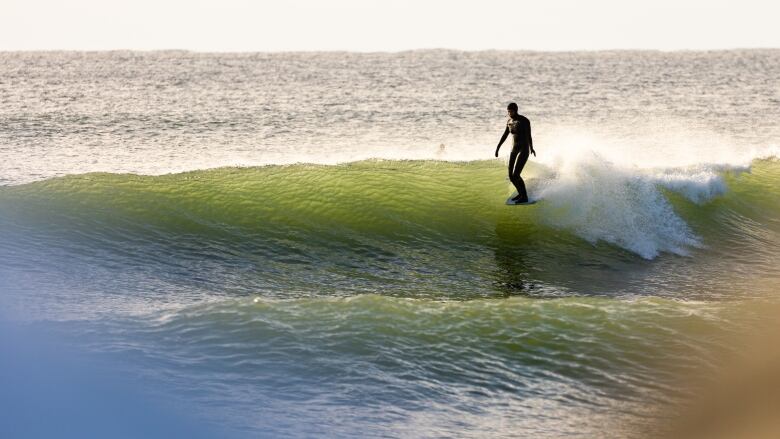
[1,50,779,438]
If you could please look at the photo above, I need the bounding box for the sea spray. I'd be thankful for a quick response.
[532,152,701,258]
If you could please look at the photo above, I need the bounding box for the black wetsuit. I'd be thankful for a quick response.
[507,115,532,201]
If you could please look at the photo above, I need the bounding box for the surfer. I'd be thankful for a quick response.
[495,102,535,203]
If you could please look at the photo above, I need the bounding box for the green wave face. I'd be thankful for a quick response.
[1,159,779,310]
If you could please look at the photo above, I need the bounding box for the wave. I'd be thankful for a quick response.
[3,157,777,256]
[145,293,736,393]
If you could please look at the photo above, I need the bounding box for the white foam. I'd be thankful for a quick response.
[650,166,729,204]
[531,152,701,259]
[521,125,778,259]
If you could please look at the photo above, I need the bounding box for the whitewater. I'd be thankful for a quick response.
[1,50,779,438]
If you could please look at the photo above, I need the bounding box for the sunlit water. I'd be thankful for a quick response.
[1,50,779,438]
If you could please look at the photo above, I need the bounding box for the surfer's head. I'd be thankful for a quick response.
[507,102,518,117]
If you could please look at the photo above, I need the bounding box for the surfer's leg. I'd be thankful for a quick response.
[508,150,518,184]
[512,150,530,201]
[508,150,523,199]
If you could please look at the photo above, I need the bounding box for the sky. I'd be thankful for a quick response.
[2,0,779,52]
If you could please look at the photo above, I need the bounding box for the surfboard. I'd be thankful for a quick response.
[505,191,539,206]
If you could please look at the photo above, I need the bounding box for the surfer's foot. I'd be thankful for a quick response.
[512,195,528,203]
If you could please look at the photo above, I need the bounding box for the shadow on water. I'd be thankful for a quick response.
[489,211,657,299]
[490,214,552,298]
[492,239,539,298]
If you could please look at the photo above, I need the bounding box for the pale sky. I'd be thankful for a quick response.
[2,0,779,52]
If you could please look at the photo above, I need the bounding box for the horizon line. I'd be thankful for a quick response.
[2,46,779,55]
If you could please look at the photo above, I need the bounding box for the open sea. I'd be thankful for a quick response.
[1,50,779,438]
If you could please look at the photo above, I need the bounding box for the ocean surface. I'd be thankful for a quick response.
[1,50,779,438]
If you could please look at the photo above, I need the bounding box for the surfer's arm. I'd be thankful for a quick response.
[528,120,536,156]
[495,127,509,157]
